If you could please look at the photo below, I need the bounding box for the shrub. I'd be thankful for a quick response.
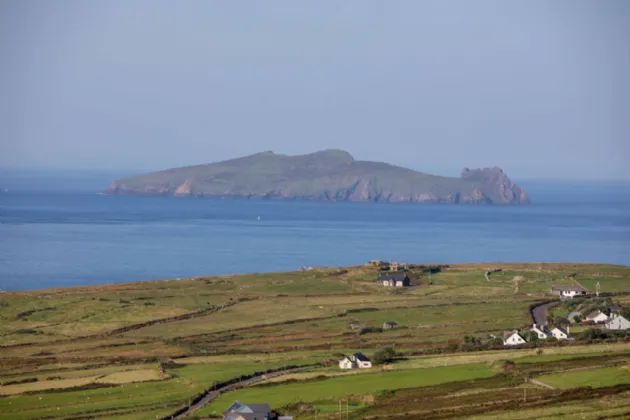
[359,327,383,335]
[501,360,516,372]
[373,347,397,365]
[15,328,40,335]
[554,316,570,326]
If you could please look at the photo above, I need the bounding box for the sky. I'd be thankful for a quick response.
[1,1,629,180]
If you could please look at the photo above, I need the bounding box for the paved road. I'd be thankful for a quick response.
[531,301,559,327]
[165,365,315,419]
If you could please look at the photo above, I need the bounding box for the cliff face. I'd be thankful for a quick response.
[105,150,530,205]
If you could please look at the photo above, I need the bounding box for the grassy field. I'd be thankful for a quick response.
[199,363,497,417]
[537,366,630,389]
[1,263,629,419]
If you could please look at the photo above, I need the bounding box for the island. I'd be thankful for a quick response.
[104,149,530,204]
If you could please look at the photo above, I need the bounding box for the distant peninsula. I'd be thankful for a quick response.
[105,149,530,205]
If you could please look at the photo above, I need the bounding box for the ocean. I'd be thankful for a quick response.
[1,175,629,291]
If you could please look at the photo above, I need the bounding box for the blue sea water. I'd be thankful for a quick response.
[0,178,629,291]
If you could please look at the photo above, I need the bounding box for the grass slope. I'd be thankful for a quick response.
[1,263,629,419]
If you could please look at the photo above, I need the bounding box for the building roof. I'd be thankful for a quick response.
[606,314,629,325]
[530,325,551,334]
[353,352,370,362]
[503,331,523,340]
[586,310,604,319]
[223,401,270,420]
[384,321,398,326]
[552,326,569,335]
[551,285,587,292]
[377,273,408,281]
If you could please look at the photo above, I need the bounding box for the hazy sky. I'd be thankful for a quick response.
[2,1,629,180]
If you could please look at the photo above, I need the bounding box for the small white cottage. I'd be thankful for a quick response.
[585,310,609,324]
[529,324,550,339]
[339,353,372,369]
[503,331,527,346]
[551,326,570,340]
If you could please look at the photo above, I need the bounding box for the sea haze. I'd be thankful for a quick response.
[0,171,629,291]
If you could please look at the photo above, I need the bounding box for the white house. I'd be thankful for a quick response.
[339,356,354,369]
[339,353,372,369]
[503,331,527,346]
[585,310,609,324]
[551,326,570,340]
[529,324,551,339]
[376,273,410,287]
[353,353,372,368]
[550,285,587,298]
[605,314,630,330]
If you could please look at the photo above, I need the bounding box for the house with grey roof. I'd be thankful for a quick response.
[377,273,410,287]
[551,326,570,340]
[585,310,609,323]
[383,321,398,330]
[223,401,278,420]
[609,304,622,314]
[550,285,587,298]
[605,314,630,331]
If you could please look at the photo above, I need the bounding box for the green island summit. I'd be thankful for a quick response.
[105,149,530,205]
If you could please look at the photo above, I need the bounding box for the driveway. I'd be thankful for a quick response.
[531,301,559,327]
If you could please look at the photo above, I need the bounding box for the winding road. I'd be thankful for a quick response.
[163,365,316,419]
[531,301,559,327]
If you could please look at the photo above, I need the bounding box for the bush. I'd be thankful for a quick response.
[580,328,609,341]
[358,327,383,335]
[373,347,397,365]
[15,328,40,335]
[501,360,516,372]
[554,316,570,326]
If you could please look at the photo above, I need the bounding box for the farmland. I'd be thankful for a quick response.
[1,263,629,419]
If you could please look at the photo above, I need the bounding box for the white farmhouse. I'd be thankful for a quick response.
[551,326,570,340]
[339,356,354,369]
[339,353,372,369]
[503,331,527,346]
[605,315,630,330]
[585,310,609,324]
[550,285,587,299]
[529,324,551,339]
